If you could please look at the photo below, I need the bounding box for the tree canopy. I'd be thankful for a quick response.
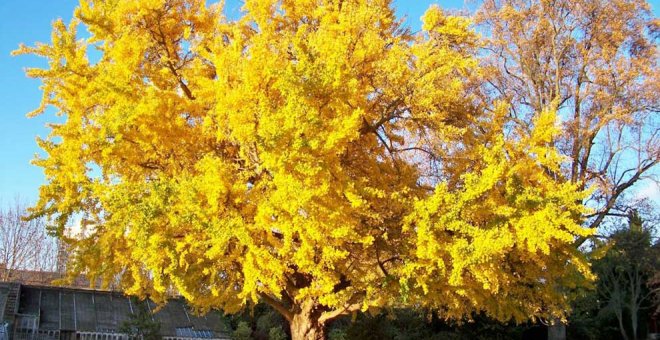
[17,0,652,338]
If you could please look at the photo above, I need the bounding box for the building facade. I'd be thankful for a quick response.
[0,282,230,340]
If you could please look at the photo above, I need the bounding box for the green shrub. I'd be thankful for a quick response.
[268,326,287,340]
[233,321,253,340]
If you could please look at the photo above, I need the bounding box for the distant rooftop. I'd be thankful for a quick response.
[0,264,94,290]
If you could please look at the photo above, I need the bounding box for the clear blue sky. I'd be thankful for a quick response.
[0,0,657,204]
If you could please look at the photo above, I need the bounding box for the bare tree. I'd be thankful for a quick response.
[0,198,58,281]
[476,0,659,236]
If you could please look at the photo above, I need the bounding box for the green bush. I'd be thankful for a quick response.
[328,328,348,340]
[233,321,253,340]
[268,326,287,340]
[118,298,162,340]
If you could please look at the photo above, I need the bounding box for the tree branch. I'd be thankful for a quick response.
[318,301,363,324]
[259,292,294,322]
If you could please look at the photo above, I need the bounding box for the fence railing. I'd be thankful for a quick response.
[13,329,141,340]
[35,329,60,340]
[76,332,136,340]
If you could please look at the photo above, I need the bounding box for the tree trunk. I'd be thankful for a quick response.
[616,309,630,340]
[290,314,325,340]
[630,309,638,340]
[289,299,326,340]
[547,319,566,340]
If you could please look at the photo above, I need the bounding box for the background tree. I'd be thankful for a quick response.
[590,210,659,340]
[650,271,660,334]
[0,199,58,280]
[118,297,162,340]
[16,0,594,338]
[477,0,659,235]
[476,2,660,334]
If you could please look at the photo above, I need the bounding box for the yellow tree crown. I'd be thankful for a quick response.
[16,0,592,331]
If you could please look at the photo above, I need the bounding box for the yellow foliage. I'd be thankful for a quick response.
[17,0,592,326]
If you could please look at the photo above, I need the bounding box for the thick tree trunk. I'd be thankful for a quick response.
[289,299,326,340]
[290,313,326,340]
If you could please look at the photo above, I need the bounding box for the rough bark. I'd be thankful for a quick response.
[290,314,326,340]
[289,299,326,340]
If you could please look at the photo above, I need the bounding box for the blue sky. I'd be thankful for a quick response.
[0,0,657,205]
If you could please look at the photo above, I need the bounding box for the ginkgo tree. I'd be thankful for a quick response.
[16,0,594,338]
